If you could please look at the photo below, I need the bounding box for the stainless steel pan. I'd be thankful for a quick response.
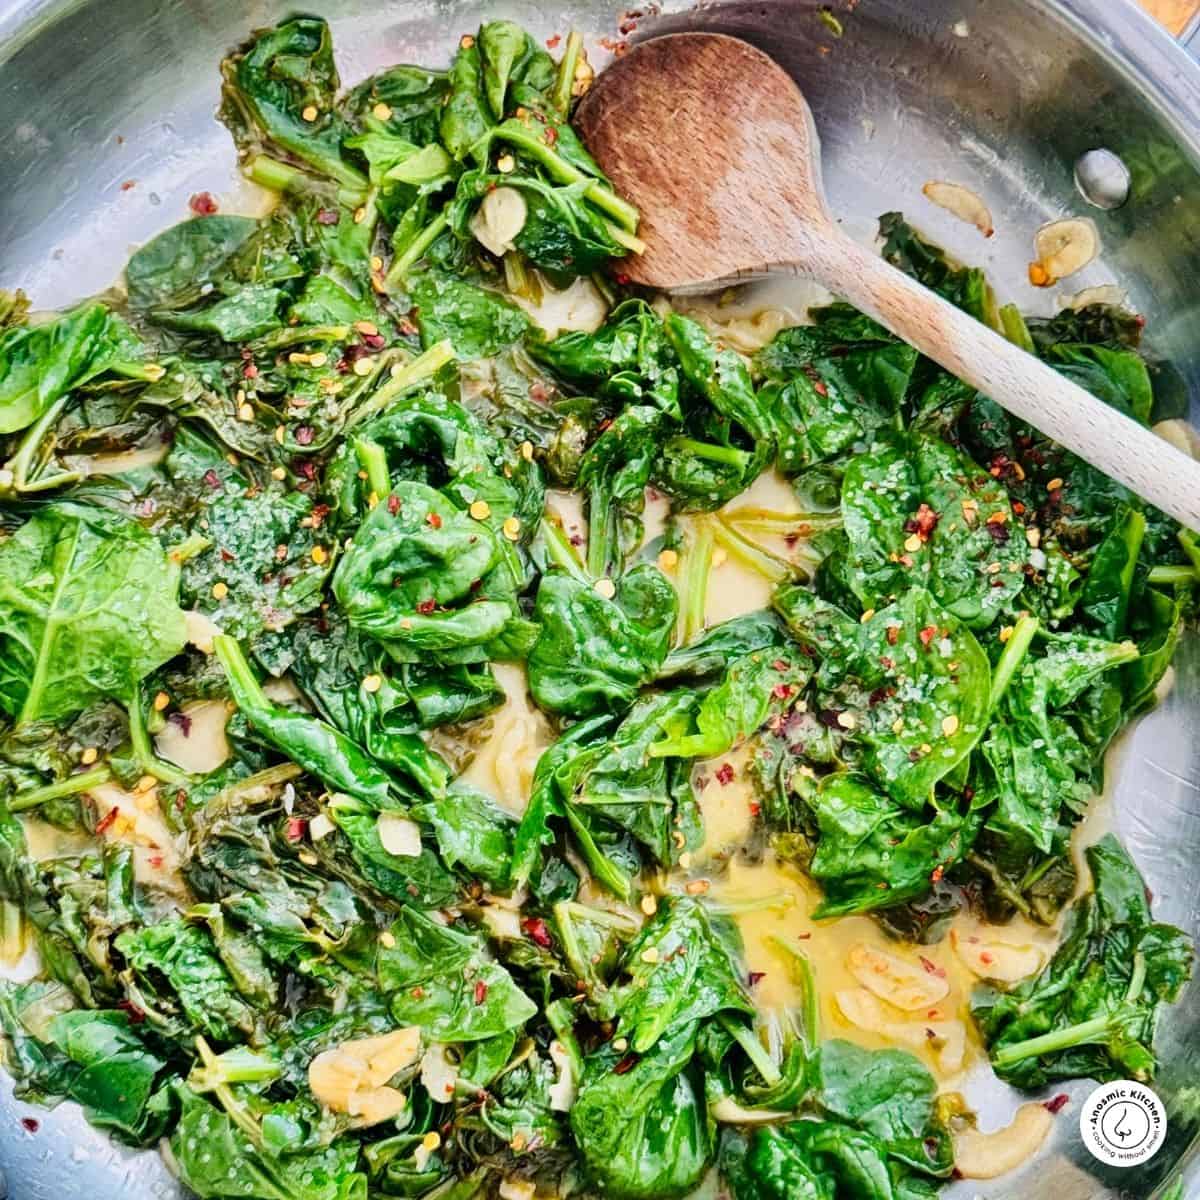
[1,0,1199,1196]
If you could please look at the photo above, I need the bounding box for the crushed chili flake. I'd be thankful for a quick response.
[315,207,340,225]
[715,762,735,786]
[771,658,790,671]
[387,494,401,515]
[285,817,307,842]
[363,332,386,351]
[885,625,900,646]
[117,999,147,1023]
[771,682,794,700]
[747,971,766,987]
[1044,1093,1070,1114]
[817,708,843,728]
[189,191,219,215]
[294,425,315,446]
[20,1117,39,1133]
[219,548,235,563]
[95,807,119,835]
[543,125,559,146]
[904,502,940,540]
[203,468,221,489]
[613,1053,639,1075]
[522,917,553,947]
[918,955,946,978]
[474,979,489,1005]
[427,512,443,529]
[416,598,437,615]
[918,625,937,646]
[546,33,562,47]
[930,864,945,883]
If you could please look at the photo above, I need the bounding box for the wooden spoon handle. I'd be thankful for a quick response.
[798,230,1200,531]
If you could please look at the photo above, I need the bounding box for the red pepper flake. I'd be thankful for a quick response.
[885,625,900,646]
[188,191,219,216]
[747,971,766,987]
[918,625,937,647]
[613,1053,639,1075]
[771,682,794,700]
[772,658,790,672]
[474,979,489,1005]
[120,179,137,191]
[95,807,119,835]
[203,468,221,489]
[20,1117,39,1133]
[918,955,946,978]
[297,460,316,482]
[315,207,340,225]
[148,853,164,869]
[398,316,419,336]
[285,817,307,842]
[522,916,553,947]
[694,774,709,791]
[363,332,386,351]
[979,950,994,965]
[878,656,894,671]
[242,362,259,379]
[529,380,553,404]
[294,425,315,446]
[813,379,828,397]
[117,999,147,1024]
[748,801,761,816]
[1044,1093,1070,1115]
[427,512,442,529]
[219,548,235,563]
[387,494,401,515]
[715,762,735,786]
[614,272,631,286]
[416,598,437,615]
[546,33,562,47]
[930,864,945,883]
[817,709,843,729]
[411,986,426,999]
[543,126,559,147]
[904,502,940,541]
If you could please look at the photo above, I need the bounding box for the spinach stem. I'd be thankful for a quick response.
[355,438,391,500]
[768,935,819,1049]
[385,212,449,289]
[192,1036,265,1146]
[10,765,112,813]
[711,517,794,584]
[966,852,1034,920]
[666,437,751,468]
[539,516,588,583]
[987,614,1040,711]
[999,303,1035,352]
[128,691,190,786]
[491,124,639,232]
[680,520,714,644]
[352,340,455,426]
[991,1013,1114,1068]
[718,1013,781,1087]
[551,31,584,120]
[168,533,213,565]
[1148,564,1198,585]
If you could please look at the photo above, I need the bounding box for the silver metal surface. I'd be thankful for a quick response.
[1,0,1199,1196]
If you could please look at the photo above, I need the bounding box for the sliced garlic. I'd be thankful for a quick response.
[308,1027,421,1126]
[262,674,303,704]
[498,1181,537,1200]
[953,1102,1054,1179]
[469,186,528,257]
[922,181,994,237]
[834,988,966,1075]
[512,275,608,339]
[184,608,222,654]
[308,812,335,841]
[377,813,422,857]
[1029,217,1100,286]
[1062,283,1127,310]
[548,1039,578,1112]
[153,700,231,774]
[419,1042,460,1104]
[951,930,1045,983]
[846,943,949,1010]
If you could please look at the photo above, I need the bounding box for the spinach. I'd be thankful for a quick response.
[220,17,367,193]
[408,269,529,359]
[972,835,1193,1086]
[0,303,144,436]
[378,906,536,1041]
[806,774,974,918]
[126,217,259,309]
[528,565,675,716]
[0,503,186,724]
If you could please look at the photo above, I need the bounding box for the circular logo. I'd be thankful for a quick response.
[1079,1080,1167,1167]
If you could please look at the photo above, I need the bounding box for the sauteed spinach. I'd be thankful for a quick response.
[0,16,1193,1200]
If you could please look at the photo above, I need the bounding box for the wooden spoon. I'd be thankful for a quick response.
[577,33,1200,531]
